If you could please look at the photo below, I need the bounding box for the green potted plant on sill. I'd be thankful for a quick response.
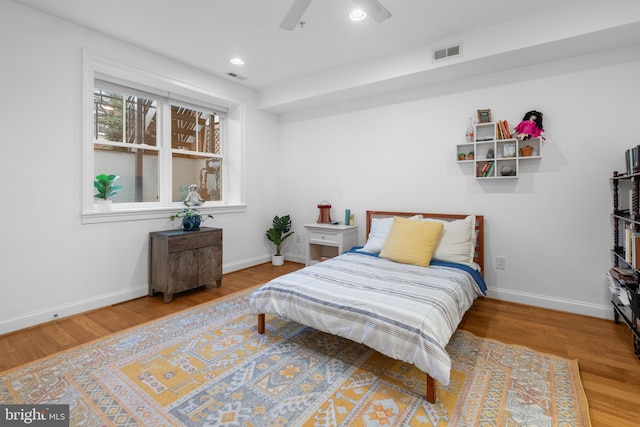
[266,215,293,266]
[94,174,122,211]
[170,202,214,231]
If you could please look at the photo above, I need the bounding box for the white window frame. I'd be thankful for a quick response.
[81,49,246,224]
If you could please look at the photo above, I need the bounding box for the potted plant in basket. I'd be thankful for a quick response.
[170,202,214,231]
[94,174,122,211]
[266,215,293,266]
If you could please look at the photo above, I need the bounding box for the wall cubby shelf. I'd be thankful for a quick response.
[457,121,542,179]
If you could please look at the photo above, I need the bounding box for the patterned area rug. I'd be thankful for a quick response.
[0,288,591,426]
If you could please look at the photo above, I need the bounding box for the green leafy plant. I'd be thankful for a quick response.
[94,174,122,200]
[266,215,293,256]
[170,202,214,223]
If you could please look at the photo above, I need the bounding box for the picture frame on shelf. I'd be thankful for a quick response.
[477,109,492,123]
[503,143,516,158]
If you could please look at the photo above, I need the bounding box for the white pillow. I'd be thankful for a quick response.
[422,215,477,266]
[357,215,422,254]
[357,217,393,253]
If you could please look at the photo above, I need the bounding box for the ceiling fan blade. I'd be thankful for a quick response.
[279,0,313,30]
[353,0,392,23]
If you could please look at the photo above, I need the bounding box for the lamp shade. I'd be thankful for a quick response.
[317,202,332,223]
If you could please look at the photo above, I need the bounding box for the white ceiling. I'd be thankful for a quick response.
[12,0,640,114]
[15,0,588,90]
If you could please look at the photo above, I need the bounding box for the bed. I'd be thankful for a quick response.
[249,210,486,403]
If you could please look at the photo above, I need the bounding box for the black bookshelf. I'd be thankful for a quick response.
[611,169,640,358]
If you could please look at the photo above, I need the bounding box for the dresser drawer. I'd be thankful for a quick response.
[309,231,339,245]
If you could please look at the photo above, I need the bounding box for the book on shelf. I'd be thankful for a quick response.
[484,161,494,177]
[625,225,633,263]
[607,271,623,294]
[496,120,511,140]
[632,233,640,270]
[478,162,490,177]
[611,266,633,278]
[625,145,640,175]
[609,267,634,284]
[502,120,510,138]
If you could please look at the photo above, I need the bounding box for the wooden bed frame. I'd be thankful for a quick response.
[257,210,485,404]
[366,210,485,272]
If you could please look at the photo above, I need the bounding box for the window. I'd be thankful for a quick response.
[170,105,223,203]
[83,50,244,223]
[93,83,224,204]
[94,85,160,204]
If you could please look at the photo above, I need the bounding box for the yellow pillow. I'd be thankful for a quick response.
[379,217,444,267]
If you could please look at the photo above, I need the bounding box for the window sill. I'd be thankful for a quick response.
[81,204,246,224]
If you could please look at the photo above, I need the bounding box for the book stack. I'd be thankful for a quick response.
[621,224,640,269]
[608,267,634,306]
[496,120,511,139]
[624,145,640,175]
[609,266,634,286]
[478,162,494,177]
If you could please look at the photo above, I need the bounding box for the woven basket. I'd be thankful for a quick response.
[520,146,534,157]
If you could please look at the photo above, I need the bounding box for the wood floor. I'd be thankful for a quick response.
[1,261,639,426]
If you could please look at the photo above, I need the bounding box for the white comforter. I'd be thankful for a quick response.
[248,251,485,385]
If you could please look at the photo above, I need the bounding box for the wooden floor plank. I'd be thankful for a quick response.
[1,261,638,426]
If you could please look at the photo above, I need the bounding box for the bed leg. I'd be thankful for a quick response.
[257,313,265,334]
[426,374,436,404]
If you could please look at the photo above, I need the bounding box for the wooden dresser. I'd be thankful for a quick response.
[149,227,222,303]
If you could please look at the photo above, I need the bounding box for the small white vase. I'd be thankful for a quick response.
[271,255,284,266]
[95,199,112,212]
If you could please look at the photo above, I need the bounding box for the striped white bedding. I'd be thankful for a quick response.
[248,251,485,385]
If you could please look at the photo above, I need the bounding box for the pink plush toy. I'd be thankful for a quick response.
[514,110,544,140]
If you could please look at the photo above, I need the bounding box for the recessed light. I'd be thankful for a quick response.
[349,9,367,21]
[230,57,244,65]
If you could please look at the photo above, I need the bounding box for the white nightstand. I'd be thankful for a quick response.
[303,223,358,266]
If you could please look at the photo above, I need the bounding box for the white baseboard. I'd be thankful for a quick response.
[0,286,149,336]
[285,254,306,264]
[223,254,305,272]
[487,287,613,319]
[5,261,607,336]
[1,255,307,335]
[223,255,272,273]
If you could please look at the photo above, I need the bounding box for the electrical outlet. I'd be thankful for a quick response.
[295,235,300,243]
[496,256,506,270]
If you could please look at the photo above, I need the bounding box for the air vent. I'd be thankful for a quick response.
[226,72,247,81]
[432,44,462,61]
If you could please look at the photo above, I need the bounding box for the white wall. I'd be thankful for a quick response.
[2,1,639,335]
[277,47,640,319]
[0,2,281,334]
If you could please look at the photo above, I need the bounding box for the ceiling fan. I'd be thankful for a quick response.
[279,0,392,30]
